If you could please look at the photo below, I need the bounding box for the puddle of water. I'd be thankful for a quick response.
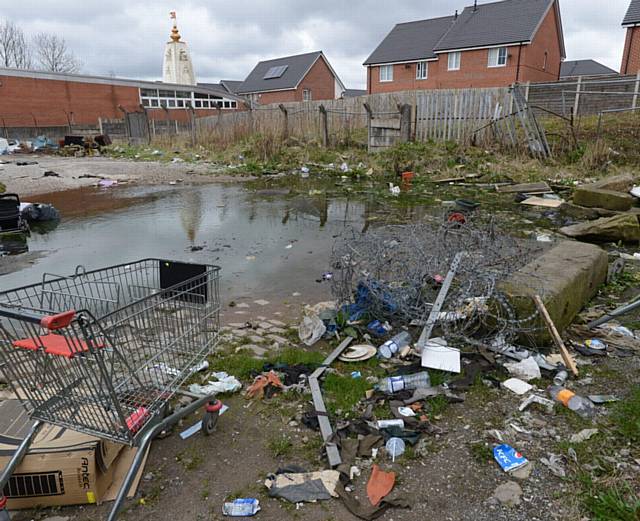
[1,183,434,310]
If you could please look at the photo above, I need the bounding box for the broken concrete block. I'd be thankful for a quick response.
[501,241,608,342]
[492,481,523,507]
[573,187,634,211]
[589,173,635,192]
[560,214,640,242]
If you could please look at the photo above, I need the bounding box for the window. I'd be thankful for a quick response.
[488,47,508,67]
[231,101,237,108]
[448,52,461,71]
[416,61,428,80]
[303,88,312,101]
[379,65,393,82]
[264,65,288,79]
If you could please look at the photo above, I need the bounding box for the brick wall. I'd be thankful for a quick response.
[621,26,640,75]
[0,75,239,128]
[367,1,562,93]
[249,56,338,105]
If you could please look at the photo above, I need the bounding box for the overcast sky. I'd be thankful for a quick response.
[1,1,633,88]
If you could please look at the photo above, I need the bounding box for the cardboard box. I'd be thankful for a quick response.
[0,400,145,509]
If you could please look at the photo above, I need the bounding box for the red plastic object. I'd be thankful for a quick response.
[0,495,6,509]
[40,310,76,330]
[401,171,414,182]
[125,407,150,433]
[206,400,223,413]
[13,334,103,358]
[448,212,467,225]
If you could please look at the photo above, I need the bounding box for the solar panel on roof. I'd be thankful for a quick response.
[264,65,288,79]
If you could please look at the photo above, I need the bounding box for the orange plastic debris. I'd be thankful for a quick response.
[366,464,396,506]
[245,370,284,399]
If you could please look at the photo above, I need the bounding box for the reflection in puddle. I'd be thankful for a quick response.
[0,183,434,305]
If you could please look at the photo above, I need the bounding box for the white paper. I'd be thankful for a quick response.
[421,339,461,373]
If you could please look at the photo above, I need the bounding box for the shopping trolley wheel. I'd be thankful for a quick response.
[202,400,222,436]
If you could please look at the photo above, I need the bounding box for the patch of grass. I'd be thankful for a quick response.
[611,386,640,442]
[0,182,5,194]
[208,352,264,380]
[176,447,203,471]
[268,435,293,458]
[426,395,449,416]
[322,372,371,415]
[469,441,494,464]
[274,347,326,367]
[579,475,640,521]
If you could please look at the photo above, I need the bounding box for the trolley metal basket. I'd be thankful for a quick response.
[0,259,223,520]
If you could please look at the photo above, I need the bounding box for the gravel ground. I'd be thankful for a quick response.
[0,154,246,197]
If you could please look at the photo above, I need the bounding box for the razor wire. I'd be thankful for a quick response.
[330,215,547,349]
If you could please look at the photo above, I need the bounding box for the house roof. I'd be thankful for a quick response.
[434,0,561,53]
[363,16,456,65]
[219,80,244,94]
[343,89,367,97]
[237,51,343,94]
[0,67,242,101]
[623,0,640,26]
[560,59,618,78]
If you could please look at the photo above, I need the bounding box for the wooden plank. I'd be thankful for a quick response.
[533,295,579,376]
[497,182,551,194]
[520,196,564,208]
[371,118,401,130]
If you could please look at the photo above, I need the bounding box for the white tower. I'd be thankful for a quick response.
[163,11,196,86]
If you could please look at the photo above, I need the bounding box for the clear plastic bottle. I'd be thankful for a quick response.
[378,331,412,359]
[377,372,431,394]
[548,385,596,419]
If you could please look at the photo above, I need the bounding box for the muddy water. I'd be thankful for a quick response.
[0,183,428,313]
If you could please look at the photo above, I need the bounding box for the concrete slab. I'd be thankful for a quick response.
[501,241,608,342]
[560,214,640,242]
[573,187,634,211]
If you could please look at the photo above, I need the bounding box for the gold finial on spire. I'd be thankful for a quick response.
[169,11,181,42]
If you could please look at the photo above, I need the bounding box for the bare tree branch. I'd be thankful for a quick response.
[0,19,32,69]
[33,33,81,74]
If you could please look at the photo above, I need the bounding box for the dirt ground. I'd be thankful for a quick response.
[0,154,245,197]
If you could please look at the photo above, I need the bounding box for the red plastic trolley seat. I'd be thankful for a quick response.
[13,334,103,358]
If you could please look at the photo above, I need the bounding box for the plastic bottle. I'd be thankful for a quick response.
[548,385,596,419]
[553,370,569,386]
[377,372,431,394]
[378,331,412,359]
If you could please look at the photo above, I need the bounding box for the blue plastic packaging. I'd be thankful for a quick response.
[222,498,260,516]
[493,444,528,472]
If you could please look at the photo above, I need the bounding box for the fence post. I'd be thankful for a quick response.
[189,106,196,147]
[98,117,104,135]
[319,105,329,147]
[398,103,412,143]
[524,81,531,102]
[633,71,640,109]
[363,102,373,153]
[279,104,289,141]
[573,76,582,118]
[2,117,8,139]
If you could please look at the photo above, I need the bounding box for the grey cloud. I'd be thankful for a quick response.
[1,0,632,89]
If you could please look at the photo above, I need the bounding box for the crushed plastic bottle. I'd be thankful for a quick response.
[378,331,412,359]
[385,437,406,462]
[377,372,431,394]
[222,498,260,517]
[548,385,596,419]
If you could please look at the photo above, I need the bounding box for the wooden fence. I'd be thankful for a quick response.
[196,87,519,148]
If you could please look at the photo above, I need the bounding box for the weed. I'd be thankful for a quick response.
[208,352,264,380]
[579,475,640,521]
[469,441,494,464]
[176,447,203,471]
[611,386,640,442]
[268,435,293,458]
[426,395,450,416]
[0,182,5,194]
[322,373,371,415]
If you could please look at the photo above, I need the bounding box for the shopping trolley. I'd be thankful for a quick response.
[0,259,222,520]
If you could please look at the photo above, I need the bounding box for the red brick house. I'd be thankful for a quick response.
[0,68,242,129]
[622,0,640,75]
[364,0,565,94]
[236,51,346,105]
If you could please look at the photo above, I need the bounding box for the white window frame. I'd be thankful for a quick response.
[488,47,508,68]
[448,52,461,71]
[379,65,394,82]
[416,61,428,80]
[303,88,312,101]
